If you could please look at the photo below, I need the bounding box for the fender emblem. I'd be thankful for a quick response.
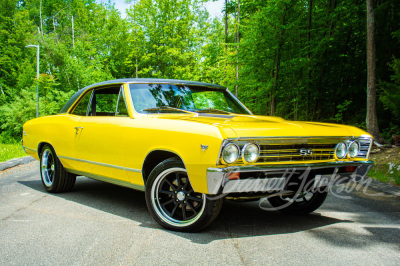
[201,144,208,151]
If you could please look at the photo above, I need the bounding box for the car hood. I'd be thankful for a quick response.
[153,113,369,138]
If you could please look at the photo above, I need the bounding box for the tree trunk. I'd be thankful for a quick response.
[225,0,228,81]
[366,0,386,143]
[270,4,287,116]
[72,15,75,49]
[307,0,312,62]
[307,0,312,119]
[134,4,138,78]
[235,0,240,97]
[40,0,43,37]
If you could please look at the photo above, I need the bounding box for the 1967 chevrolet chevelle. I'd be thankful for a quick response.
[22,78,373,232]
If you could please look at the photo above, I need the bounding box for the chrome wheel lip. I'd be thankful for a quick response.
[41,149,54,187]
[151,167,206,228]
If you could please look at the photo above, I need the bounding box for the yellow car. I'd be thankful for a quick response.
[22,78,374,232]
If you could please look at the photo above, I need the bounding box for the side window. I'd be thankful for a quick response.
[95,92,119,114]
[116,88,129,117]
[71,90,92,116]
[88,87,126,116]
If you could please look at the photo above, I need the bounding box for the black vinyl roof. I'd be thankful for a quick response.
[59,78,226,114]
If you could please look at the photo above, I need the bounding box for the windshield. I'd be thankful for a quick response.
[129,83,251,115]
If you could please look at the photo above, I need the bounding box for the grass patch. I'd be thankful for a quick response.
[0,143,27,162]
[369,147,400,186]
[368,164,400,185]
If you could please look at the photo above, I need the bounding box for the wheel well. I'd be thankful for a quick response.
[142,150,183,184]
[37,142,49,156]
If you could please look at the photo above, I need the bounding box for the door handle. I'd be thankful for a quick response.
[74,127,84,134]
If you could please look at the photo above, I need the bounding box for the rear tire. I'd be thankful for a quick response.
[145,158,223,232]
[40,144,76,193]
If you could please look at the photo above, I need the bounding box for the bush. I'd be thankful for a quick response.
[0,75,74,141]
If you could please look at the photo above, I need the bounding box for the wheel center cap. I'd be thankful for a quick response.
[177,191,185,201]
[51,164,55,171]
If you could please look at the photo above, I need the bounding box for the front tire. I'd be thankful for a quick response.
[145,158,223,232]
[267,189,328,215]
[40,144,76,193]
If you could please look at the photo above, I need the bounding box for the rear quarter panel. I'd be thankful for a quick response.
[23,115,80,163]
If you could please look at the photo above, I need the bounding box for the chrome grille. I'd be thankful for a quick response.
[258,143,336,162]
[219,136,373,165]
[358,138,372,158]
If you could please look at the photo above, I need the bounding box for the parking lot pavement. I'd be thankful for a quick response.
[1,161,399,265]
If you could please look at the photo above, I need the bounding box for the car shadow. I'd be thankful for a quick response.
[19,177,353,244]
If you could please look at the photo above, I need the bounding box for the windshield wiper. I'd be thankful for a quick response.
[142,106,196,114]
[195,108,231,114]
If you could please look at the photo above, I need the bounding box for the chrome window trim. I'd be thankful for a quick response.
[114,84,131,117]
[86,90,95,116]
[58,155,142,173]
[225,88,253,115]
[68,89,93,116]
[128,83,250,116]
[115,88,121,116]
[115,85,122,116]
[126,81,226,90]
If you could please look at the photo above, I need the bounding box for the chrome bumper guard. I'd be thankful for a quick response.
[206,161,374,195]
[21,139,27,154]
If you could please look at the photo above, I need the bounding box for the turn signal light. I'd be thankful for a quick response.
[228,172,240,180]
[345,166,357,172]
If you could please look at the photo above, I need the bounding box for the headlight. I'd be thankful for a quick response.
[242,143,260,163]
[348,141,360,158]
[335,142,347,159]
[222,143,239,164]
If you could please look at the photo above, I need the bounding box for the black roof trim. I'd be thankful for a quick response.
[59,78,226,114]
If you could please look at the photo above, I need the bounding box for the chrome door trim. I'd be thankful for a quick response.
[23,146,37,152]
[65,168,145,191]
[58,155,142,173]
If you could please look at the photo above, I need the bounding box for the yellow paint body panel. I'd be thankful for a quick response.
[22,83,372,194]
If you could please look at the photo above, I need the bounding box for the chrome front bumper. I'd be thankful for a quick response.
[206,161,374,195]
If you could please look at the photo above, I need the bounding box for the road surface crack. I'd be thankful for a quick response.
[1,194,48,221]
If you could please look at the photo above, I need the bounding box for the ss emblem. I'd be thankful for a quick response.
[299,148,313,156]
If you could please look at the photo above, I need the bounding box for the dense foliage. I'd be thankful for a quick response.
[0,0,399,142]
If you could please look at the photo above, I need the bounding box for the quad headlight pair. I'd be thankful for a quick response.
[222,142,259,164]
[335,141,360,159]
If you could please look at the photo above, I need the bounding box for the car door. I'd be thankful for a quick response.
[57,88,92,171]
[73,85,133,183]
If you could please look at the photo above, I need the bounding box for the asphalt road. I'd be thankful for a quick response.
[1,161,399,265]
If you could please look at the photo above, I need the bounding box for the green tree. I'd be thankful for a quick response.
[125,0,210,80]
